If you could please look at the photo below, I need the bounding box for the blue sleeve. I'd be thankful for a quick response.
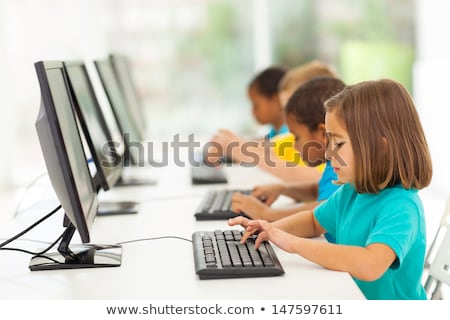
[317,162,340,201]
[266,124,289,140]
[278,124,290,136]
[366,195,422,269]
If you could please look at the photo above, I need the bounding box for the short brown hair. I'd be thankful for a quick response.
[324,79,432,193]
[285,77,345,132]
[279,60,338,96]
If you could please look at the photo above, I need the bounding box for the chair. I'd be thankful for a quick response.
[423,195,450,299]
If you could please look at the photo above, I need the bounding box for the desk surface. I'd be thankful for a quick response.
[0,164,365,299]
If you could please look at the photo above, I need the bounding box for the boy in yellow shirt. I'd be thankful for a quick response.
[232,77,345,222]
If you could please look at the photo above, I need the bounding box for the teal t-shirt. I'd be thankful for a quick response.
[314,183,427,300]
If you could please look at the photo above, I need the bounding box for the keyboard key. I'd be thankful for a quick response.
[220,191,233,211]
[258,243,275,267]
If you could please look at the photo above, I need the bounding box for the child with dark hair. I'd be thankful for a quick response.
[247,66,289,139]
[230,79,433,300]
[232,77,345,224]
[208,61,338,183]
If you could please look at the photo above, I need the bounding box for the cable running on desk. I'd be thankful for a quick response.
[117,235,192,245]
[0,205,62,248]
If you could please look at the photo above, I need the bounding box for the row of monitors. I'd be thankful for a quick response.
[32,55,148,270]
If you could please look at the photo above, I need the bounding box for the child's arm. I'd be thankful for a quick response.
[207,129,321,183]
[230,210,324,238]
[241,145,321,183]
[241,218,397,282]
[207,129,263,159]
[231,192,320,221]
[252,182,318,204]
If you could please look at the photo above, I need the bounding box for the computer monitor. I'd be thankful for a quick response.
[109,53,147,139]
[64,61,123,191]
[63,60,139,215]
[93,58,156,185]
[94,58,143,166]
[31,60,121,270]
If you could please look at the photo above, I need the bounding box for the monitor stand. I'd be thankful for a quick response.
[92,180,140,216]
[115,175,157,186]
[116,158,158,186]
[97,201,139,216]
[29,224,122,271]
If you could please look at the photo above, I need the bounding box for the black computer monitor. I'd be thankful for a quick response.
[93,58,156,185]
[31,60,121,270]
[94,58,143,166]
[63,61,139,215]
[109,53,147,139]
[64,61,123,191]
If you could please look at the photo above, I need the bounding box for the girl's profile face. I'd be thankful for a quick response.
[325,111,354,184]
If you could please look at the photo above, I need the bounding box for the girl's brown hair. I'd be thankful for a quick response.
[324,79,432,193]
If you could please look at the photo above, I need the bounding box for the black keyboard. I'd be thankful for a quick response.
[194,189,251,220]
[191,163,227,185]
[192,229,284,279]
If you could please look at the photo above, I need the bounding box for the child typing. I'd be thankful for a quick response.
[229,79,433,300]
[210,61,337,183]
[231,77,345,222]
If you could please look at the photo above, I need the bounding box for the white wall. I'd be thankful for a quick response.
[414,0,450,251]
[414,0,450,198]
[0,1,13,187]
[0,0,111,189]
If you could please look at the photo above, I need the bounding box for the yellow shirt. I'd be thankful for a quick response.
[272,133,325,172]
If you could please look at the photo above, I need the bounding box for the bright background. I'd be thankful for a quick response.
[0,0,448,212]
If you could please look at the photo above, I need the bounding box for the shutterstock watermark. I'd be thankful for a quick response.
[100,133,346,168]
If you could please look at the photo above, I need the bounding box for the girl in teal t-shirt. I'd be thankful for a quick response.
[229,79,433,300]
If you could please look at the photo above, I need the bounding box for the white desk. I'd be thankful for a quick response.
[0,164,365,299]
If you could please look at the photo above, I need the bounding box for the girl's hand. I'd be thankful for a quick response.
[228,216,268,247]
[252,184,284,206]
[233,218,298,253]
[228,215,252,230]
[244,219,273,249]
[231,192,271,220]
[206,129,244,162]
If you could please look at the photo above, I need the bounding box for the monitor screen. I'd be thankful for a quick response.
[109,53,146,139]
[35,61,97,242]
[94,59,142,165]
[33,61,121,270]
[64,61,123,191]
